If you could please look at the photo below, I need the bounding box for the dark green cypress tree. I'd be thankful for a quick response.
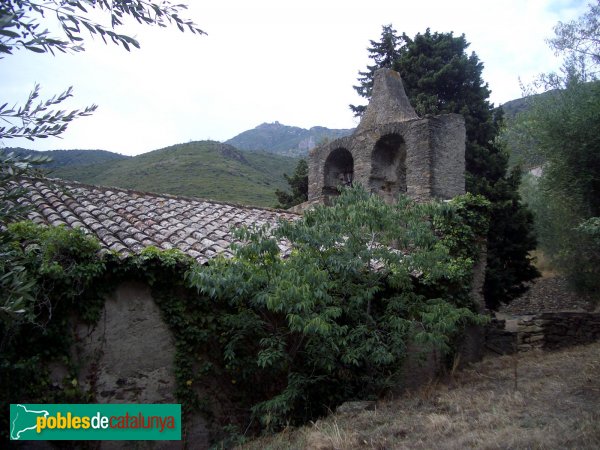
[350,24,402,117]
[352,27,539,309]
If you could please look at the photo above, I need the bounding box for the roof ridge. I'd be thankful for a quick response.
[26,176,300,216]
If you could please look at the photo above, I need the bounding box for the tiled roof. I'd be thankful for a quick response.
[13,178,298,264]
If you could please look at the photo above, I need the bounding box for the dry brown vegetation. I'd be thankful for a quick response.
[239,343,600,449]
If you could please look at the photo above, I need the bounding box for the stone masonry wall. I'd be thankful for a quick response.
[307,68,465,206]
[430,114,466,199]
[517,312,600,351]
[308,115,465,204]
[486,312,600,354]
[71,281,209,449]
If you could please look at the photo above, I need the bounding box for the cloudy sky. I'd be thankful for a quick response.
[1,0,589,156]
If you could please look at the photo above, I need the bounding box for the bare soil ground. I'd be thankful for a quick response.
[499,274,597,316]
[240,342,600,449]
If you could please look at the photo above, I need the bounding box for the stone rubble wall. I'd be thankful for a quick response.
[519,312,600,351]
[308,115,465,204]
[430,114,466,199]
[307,68,465,205]
[71,281,209,449]
[486,312,600,354]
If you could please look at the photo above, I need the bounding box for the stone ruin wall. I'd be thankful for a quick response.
[486,312,600,354]
[308,68,465,205]
[308,115,466,203]
[63,281,209,449]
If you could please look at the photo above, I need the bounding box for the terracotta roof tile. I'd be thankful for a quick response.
[11,178,299,264]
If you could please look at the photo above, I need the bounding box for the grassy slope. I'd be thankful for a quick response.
[241,343,600,449]
[49,141,299,207]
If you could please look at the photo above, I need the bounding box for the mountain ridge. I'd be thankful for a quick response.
[225,121,354,157]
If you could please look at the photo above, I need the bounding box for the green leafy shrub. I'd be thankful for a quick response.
[559,217,600,295]
[184,186,488,431]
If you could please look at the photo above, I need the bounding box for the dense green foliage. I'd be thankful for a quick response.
[518,81,600,215]
[0,223,106,440]
[275,159,308,209]
[225,122,352,157]
[352,27,539,309]
[185,186,488,432]
[513,2,600,298]
[1,150,52,323]
[44,141,299,207]
[516,80,600,295]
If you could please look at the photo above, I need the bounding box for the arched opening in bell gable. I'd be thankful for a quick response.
[323,148,354,196]
[369,134,407,204]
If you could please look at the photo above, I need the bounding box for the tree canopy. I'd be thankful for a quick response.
[547,0,600,80]
[0,0,204,55]
[187,186,487,430]
[350,24,402,117]
[352,27,539,309]
[515,1,600,296]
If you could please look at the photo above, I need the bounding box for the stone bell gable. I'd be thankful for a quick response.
[308,68,465,204]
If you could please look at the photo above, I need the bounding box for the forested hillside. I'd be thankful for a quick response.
[44,141,299,207]
[4,93,553,210]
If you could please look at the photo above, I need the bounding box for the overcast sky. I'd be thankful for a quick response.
[1,0,589,156]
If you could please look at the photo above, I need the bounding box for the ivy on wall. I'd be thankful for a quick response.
[0,223,106,441]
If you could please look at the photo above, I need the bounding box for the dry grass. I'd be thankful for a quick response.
[239,343,600,449]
